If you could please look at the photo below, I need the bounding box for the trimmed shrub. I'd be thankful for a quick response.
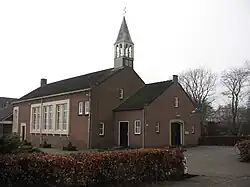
[0,148,186,186]
[62,141,77,151]
[198,136,250,146]
[237,140,250,162]
[0,135,22,154]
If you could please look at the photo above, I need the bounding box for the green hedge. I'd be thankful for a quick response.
[0,148,186,186]
[198,136,250,146]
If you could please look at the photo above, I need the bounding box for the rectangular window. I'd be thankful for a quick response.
[55,103,68,131]
[48,105,53,130]
[43,106,48,130]
[62,103,68,130]
[12,107,19,133]
[119,89,124,99]
[99,122,105,136]
[31,107,40,131]
[84,101,90,115]
[156,122,160,133]
[192,124,195,134]
[56,104,62,130]
[134,120,141,135]
[78,101,83,115]
[174,97,179,107]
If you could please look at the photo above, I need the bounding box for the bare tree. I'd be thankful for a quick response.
[179,68,217,135]
[179,68,217,113]
[221,67,250,134]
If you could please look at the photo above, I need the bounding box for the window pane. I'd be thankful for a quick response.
[48,106,53,130]
[62,104,67,130]
[56,105,61,130]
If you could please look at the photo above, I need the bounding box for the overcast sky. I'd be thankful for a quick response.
[0,0,250,106]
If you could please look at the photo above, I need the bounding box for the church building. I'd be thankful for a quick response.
[12,16,201,149]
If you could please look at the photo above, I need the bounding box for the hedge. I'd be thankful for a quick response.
[198,136,250,146]
[0,148,186,186]
[237,140,250,162]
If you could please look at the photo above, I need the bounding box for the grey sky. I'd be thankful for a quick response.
[1,0,250,106]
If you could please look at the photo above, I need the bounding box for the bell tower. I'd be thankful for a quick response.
[114,16,134,69]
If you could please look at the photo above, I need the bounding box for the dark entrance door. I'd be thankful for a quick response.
[171,123,181,147]
[119,122,129,147]
[21,125,25,141]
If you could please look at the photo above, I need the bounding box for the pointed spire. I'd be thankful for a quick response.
[115,16,133,45]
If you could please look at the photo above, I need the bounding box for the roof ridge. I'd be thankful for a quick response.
[146,80,172,86]
[44,68,113,87]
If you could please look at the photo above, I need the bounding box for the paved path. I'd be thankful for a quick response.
[159,146,250,187]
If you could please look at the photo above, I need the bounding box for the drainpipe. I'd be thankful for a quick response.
[87,90,91,149]
[142,105,146,148]
[39,98,43,146]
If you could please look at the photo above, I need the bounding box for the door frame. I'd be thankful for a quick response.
[118,121,130,146]
[20,123,27,141]
[169,119,184,146]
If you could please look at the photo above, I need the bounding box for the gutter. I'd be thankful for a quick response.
[12,88,91,104]
[87,90,92,149]
[142,104,147,148]
[40,98,43,145]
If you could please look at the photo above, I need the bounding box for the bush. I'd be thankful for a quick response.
[0,135,22,154]
[62,141,77,151]
[237,140,250,162]
[40,140,52,148]
[198,136,250,146]
[0,148,186,186]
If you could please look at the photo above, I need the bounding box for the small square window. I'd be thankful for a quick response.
[99,122,105,136]
[84,101,90,115]
[119,89,124,99]
[192,124,195,134]
[156,122,160,133]
[134,120,141,135]
[174,97,179,107]
[78,101,83,115]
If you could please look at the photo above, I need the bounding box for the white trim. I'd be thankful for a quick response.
[134,120,141,135]
[0,121,12,124]
[118,121,129,146]
[12,88,90,104]
[12,107,19,133]
[99,122,105,136]
[20,123,27,141]
[169,119,184,146]
[30,99,70,135]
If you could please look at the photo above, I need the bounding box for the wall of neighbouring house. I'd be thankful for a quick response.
[114,110,143,148]
[90,67,145,149]
[13,91,90,150]
[144,82,201,147]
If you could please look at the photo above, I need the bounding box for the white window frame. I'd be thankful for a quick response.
[84,101,90,115]
[156,121,160,133]
[30,99,70,135]
[99,122,105,136]
[12,107,19,133]
[119,88,124,99]
[78,101,83,115]
[174,96,179,108]
[134,120,141,135]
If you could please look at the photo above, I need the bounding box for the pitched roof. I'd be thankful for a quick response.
[115,16,133,45]
[115,80,173,111]
[0,97,17,121]
[18,67,124,101]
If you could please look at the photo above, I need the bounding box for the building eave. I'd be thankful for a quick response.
[12,88,91,104]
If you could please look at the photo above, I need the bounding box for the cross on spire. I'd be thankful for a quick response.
[123,7,127,16]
